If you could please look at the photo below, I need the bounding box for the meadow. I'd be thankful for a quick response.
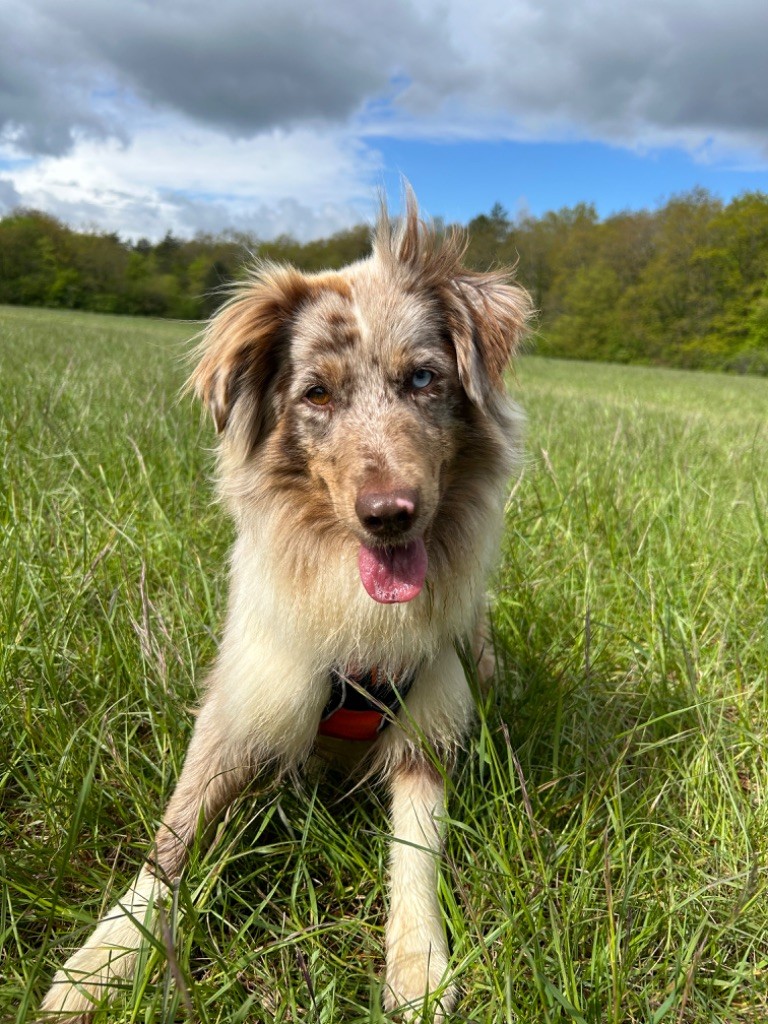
[1,303,767,1023]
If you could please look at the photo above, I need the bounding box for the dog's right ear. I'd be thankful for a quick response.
[189,265,311,438]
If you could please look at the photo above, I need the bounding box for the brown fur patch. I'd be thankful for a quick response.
[189,267,354,436]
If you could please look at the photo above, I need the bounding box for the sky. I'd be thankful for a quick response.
[1,0,767,242]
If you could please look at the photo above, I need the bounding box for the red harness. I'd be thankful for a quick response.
[318,667,416,742]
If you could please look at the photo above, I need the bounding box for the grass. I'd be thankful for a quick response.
[1,302,767,1023]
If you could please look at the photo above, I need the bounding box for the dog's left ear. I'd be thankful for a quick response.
[377,190,531,408]
[443,270,531,408]
[189,265,311,441]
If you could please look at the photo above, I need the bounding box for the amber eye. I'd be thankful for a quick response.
[305,385,332,407]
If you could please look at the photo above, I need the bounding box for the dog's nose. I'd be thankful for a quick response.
[355,488,419,537]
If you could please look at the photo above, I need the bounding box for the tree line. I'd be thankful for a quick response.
[2,188,767,374]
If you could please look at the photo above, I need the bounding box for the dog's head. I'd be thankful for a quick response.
[190,193,531,604]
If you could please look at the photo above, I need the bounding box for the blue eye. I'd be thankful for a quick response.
[411,368,434,390]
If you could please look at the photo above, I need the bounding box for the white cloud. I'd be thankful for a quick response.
[7,119,382,240]
[1,0,767,238]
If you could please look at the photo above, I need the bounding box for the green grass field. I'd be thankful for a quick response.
[1,303,767,1023]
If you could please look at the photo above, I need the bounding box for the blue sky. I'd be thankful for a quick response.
[377,138,768,224]
[1,0,767,240]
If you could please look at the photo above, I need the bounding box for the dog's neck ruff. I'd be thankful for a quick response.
[318,666,416,742]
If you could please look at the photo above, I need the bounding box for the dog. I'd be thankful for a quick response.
[39,192,530,1022]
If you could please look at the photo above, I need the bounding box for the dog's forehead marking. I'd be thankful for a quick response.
[292,289,359,360]
[291,269,438,379]
[351,263,435,351]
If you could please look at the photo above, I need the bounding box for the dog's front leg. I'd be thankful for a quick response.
[38,695,256,1022]
[384,758,457,1021]
[37,627,333,1024]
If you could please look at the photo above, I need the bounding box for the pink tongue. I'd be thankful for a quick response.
[358,539,428,604]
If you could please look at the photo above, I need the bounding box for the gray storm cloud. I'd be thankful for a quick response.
[0,0,454,154]
[464,0,768,148]
[0,178,21,211]
[2,0,766,158]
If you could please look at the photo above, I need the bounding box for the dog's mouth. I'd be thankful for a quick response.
[358,538,428,604]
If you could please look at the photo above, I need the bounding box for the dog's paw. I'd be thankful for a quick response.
[38,970,102,1023]
[384,950,458,1021]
